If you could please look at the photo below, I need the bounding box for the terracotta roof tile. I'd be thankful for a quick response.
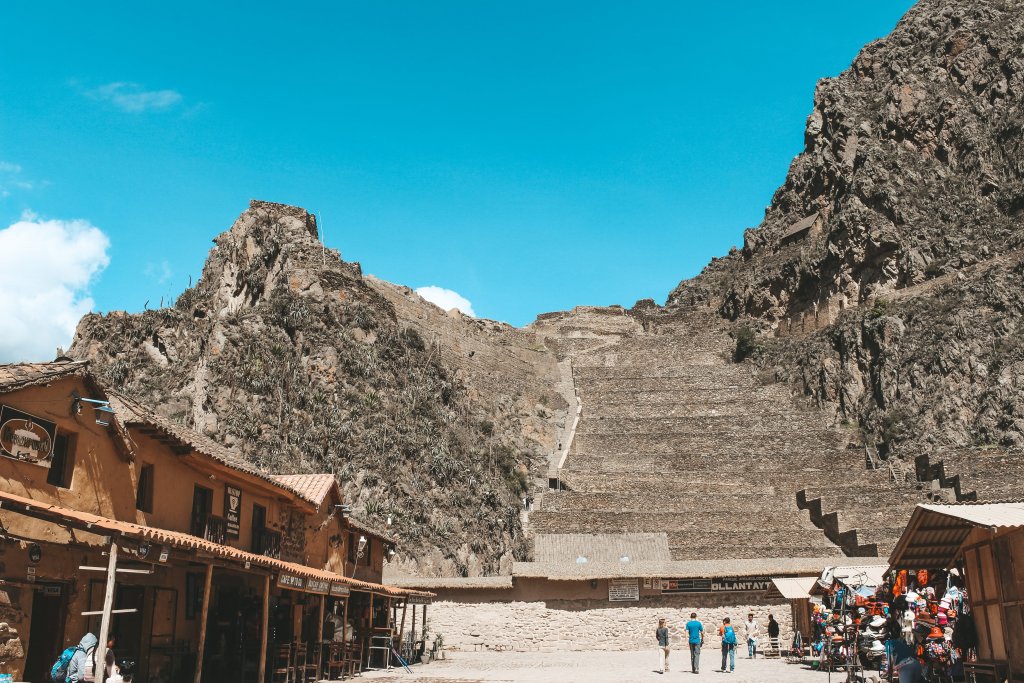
[0,360,90,392]
[271,474,338,507]
[0,488,430,599]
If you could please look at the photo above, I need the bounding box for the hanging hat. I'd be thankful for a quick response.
[870,615,886,628]
[868,640,886,654]
[928,627,944,639]
[936,612,948,626]
[832,635,844,643]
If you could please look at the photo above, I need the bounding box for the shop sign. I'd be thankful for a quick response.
[27,544,41,564]
[608,578,640,602]
[660,577,771,593]
[406,595,431,605]
[0,405,56,465]
[277,573,305,591]
[306,579,330,595]
[329,583,350,597]
[224,485,241,538]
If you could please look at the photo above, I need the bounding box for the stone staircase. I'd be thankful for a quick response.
[916,447,1024,502]
[528,306,966,562]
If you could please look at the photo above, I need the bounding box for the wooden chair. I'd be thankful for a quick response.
[325,643,347,680]
[299,643,320,682]
[294,643,308,682]
[270,643,292,683]
[343,640,363,678]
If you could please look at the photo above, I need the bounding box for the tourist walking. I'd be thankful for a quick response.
[685,612,704,674]
[656,618,670,673]
[65,633,98,683]
[767,613,780,654]
[719,617,737,673]
[744,613,759,658]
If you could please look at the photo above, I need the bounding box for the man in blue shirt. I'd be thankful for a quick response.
[685,612,705,674]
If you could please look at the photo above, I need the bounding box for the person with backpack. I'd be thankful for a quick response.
[719,617,737,673]
[655,618,670,673]
[62,632,97,683]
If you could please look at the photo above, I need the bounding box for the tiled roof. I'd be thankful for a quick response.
[533,532,672,564]
[345,515,399,546]
[0,360,90,392]
[0,488,431,600]
[271,474,338,508]
[107,391,311,506]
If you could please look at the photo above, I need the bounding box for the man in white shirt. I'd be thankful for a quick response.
[743,613,760,658]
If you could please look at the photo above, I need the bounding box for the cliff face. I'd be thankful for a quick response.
[71,201,563,576]
[669,0,1024,456]
[671,0,1023,325]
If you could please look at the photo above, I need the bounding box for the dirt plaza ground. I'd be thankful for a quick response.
[360,650,843,683]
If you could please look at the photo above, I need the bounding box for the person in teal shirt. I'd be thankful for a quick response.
[685,612,705,674]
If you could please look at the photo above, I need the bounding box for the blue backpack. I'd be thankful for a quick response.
[723,626,737,645]
[51,645,79,682]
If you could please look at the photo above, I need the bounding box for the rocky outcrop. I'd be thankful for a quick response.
[71,200,564,575]
[669,0,1024,460]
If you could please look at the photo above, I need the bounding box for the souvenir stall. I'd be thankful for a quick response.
[884,568,968,682]
[808,565,890,679]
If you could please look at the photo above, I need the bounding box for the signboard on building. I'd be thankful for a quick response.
[329,583,351,598]
[277,573,306,591]
[0,405,56,465]
[306,579,330,595]
[661,577,771,593]
[608,578,640,602]
[224,485,241,538]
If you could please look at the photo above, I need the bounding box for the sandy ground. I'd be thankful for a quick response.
[357,650,848,683]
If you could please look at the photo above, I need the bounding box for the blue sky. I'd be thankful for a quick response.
[0,1,915,360]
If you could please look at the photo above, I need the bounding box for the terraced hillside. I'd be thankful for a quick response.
[530,305,948,559]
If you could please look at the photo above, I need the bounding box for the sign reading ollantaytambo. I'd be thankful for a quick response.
[0,405,56,465]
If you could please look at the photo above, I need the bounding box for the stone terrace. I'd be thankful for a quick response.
[530,306,932,561]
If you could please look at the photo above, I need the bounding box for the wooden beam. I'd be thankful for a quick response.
[317,593,326,678]
[96,540,118,683]
[257,574,270,683]
[193,564,214,683]
[398,599,408,651]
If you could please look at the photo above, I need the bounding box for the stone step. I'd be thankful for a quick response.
[570,432,846,457]
[558,473,781,495]
[540,491,784,513]
[530,509,823,535]
[578,375,760,394]
[580,414,830,434]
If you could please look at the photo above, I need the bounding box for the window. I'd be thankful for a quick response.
[46,432,76,488]
[347,532,356,564]
[135,464,154,513]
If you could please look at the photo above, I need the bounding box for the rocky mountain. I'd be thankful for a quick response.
[71,201,567,576]
[669,0,1024,457]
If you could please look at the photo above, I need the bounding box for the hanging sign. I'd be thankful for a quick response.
[277,573,306,591]
[0,405,56,465]
[608,578,640,602]
[661,577,771,593]
[223,485,241,538]
[329,583,350,598]
[406,594,432,605]
[306,579,330,595]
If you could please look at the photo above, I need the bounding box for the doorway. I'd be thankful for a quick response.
[23,584,67,683]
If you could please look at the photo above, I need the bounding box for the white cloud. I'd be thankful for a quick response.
[144,259,173,284]
[415,285,476,317]
[88,82,183,113]
[0,161,39,198]
[0,212,111,362]
[0,162,22,174]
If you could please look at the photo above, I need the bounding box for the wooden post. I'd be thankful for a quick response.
[193,564,214,683]
[257,574,270,683]
[317,593,325,677]
[96,539,118,683]
[411,604,417,651]
[397,600,408,649]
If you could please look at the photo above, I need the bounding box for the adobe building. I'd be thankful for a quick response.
[0,360,431,682]
[389,532,873,652]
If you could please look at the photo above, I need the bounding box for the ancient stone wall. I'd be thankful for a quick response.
[426,598,793,652]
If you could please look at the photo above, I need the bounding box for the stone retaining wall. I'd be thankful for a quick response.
[425,599,793,652]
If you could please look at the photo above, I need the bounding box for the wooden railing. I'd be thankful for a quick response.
[191,513,228,545]
[253,528,282,558]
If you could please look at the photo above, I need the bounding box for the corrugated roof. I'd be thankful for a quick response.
[0,488,430,600]
[920,501,1024,527]
[889,501,1024,570]
[533,533,672,564]
[271,474,338,508]
[513,556,870,581]
[385,576,514,590]
[769,576,817,600]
